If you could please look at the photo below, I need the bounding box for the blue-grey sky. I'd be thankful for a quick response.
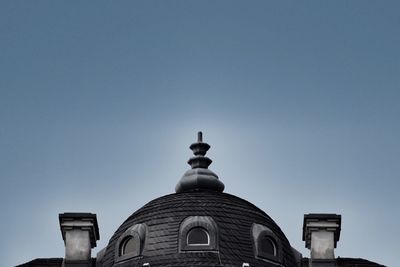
[1,1,399,266]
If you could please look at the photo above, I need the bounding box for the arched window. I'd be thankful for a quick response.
[259,235,276,256]
[179,216,218,251]
[187,227,210,245]
[115,223,147,262]
[120,236,137,256]
[252,223,281,262]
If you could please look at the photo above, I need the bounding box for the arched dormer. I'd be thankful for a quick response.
[252,223,282,263]
[115,223,147,262]
[179,216,218,251]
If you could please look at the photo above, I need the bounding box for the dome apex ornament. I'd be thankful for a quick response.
[175,132,225,193]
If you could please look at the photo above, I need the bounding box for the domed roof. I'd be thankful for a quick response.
[102,192,296,267]
[101,133,296,267]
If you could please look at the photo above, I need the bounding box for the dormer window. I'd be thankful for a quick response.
[115,223,147,262]
[252,223,281,262]
[179,216,218,251]
[187,227,210,245]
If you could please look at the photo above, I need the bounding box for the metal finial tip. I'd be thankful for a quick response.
[197,131,203,142]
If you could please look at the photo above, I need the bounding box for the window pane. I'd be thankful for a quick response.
[260,235,275,255]
[187,227,209,245]
[121,237,135,255]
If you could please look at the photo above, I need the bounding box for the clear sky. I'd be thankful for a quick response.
[0,1,399,266]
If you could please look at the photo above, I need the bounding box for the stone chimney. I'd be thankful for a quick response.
[59,213,100,267]
[302,214,341,267]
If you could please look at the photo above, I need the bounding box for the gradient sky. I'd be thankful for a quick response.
[1,1,399,266]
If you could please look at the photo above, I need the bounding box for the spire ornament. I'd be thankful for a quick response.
[175,132,225,193]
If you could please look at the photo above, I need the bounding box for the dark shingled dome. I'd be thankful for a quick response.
[101,191,297,267]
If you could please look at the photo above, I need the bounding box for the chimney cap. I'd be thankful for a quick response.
[59,212,100,248]
[302,213,341,249]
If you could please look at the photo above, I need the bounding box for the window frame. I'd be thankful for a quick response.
[186,227,210,246]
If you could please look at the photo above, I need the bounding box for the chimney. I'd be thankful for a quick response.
[303,214,341,267]
[59,213,100,267]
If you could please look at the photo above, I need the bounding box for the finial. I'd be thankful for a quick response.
[175,132,225,193]
[198,131,203,142]
[189,132,210,163]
